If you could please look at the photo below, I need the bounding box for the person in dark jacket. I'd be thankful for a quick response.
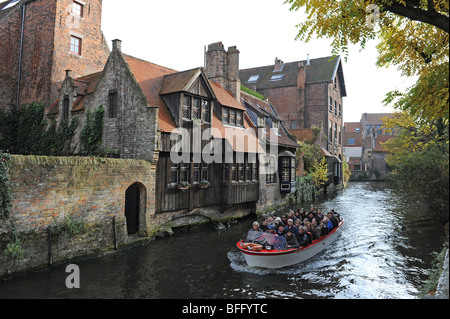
[327,212,339,229]
[296,227,309,246]
[285,230,299,249]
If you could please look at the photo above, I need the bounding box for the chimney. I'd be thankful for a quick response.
[112,39,122,52]
[297,62,306,90]
[65,69,72,78]
[306,54,311,66]
[227,46,240,101]
[205,42,241,99]
[274,57,284,72]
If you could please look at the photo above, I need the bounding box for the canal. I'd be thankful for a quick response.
[0,182,446,299]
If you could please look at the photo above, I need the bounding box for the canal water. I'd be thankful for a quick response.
[0,182,446,299]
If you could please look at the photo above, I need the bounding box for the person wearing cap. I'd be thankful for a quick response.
[265,224,276,234]
[284,218,298,235]
[285,229,299,249]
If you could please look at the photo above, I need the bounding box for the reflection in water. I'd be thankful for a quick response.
[0,182,446,299]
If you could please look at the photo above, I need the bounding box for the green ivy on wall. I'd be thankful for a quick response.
[80,105,105,156]
[0,103,78,156]
[0,152,23,258]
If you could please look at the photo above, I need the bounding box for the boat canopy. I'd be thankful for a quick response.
[246,231,286,251]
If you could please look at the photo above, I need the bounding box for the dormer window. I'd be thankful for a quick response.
[257,116,265,128]
[182,94,211,123]
[272,121,279,134]
[222,107,243,127]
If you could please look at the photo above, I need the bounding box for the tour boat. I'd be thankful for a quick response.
[236,220,344,269]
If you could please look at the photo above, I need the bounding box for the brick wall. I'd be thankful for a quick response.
[0,0,109,110]
[0,155,156,278]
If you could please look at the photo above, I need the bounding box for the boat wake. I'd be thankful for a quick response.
[227,249,322,276]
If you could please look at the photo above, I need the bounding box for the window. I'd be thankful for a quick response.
[183,95,210,122]
[270,74,284,81]
[355,128,360,132]
[230,109,236,125]
[170,161,179,184]
[238,163,245,181]
[290,120,298,130]
[329,97,333,112]
[180,162,189,183]
[338,104,342,117]
[222,108,229,124]
[328,120,333,143]
[193,98,201,120]
[63,95,70,121]
[334,101,338,116]
[202,100,210,122]
[193,162,208,184]
[182,96,192,119]
[236,111,243,126]
[72,1,84,17]
[257,116,265,128]
[248,75,260,83]
[70,36,82,55]
[348,138,355,145]
[280,158,296,183]
[266,156,277,184]
[272,121,279,134]
[108,91,118,118]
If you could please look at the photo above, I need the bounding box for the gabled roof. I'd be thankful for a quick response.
[240,56,347,97]
[123,54,178,132]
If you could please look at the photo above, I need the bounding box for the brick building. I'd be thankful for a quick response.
[0,0,109,110]
[1,0,302,239]
[240,56,347,186]
[343,113,395,180]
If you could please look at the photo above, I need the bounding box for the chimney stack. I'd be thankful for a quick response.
[112,39,122,52]
[274,57,284,72]
[205,42,241,100]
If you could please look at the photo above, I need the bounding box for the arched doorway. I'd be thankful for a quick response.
[125,183,146,235]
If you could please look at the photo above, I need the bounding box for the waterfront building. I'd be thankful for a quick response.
[240,55,347,187]
[343,113,395,180]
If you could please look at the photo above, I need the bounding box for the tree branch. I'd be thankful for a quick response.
[379,1,449,33]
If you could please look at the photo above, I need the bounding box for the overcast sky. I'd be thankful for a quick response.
[101,0,417,123]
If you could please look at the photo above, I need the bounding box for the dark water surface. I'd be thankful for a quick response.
[0,182,446,299]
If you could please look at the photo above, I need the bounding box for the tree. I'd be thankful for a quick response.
[381,112,449,221]
[285,0,449,123]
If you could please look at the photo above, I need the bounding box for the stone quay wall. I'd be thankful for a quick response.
[0,155,155,278]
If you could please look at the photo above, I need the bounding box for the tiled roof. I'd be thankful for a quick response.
[240,56,346,96]
[361,113,393,125]
[240,91,299,148]
[123,54,178,133]
[160,68,203,95]
[210,82,246,111]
